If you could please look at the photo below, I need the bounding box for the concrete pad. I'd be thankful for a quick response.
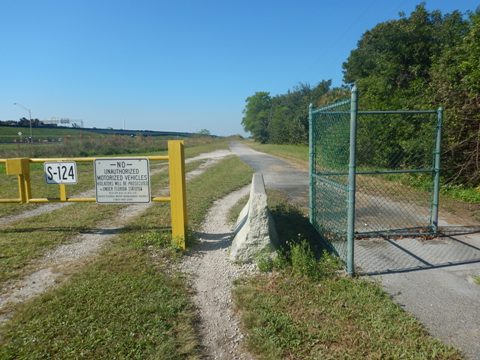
[379,262,480,359]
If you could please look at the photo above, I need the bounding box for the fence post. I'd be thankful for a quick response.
[168,140,187,249]
[347,85,358,276]
[309,103,314,224]
[431,107,443,234]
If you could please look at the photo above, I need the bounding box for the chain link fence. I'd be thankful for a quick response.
[309,99,351,264]
[309,87,443,274]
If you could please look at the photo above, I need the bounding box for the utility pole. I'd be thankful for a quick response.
[13,102,33,142]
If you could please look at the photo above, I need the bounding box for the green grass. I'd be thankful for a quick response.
[473,275,480,285]
[244,140,308,166]
[233,192,462,360]
[0,227,199,359]
[234,275,461,359]
[184,139,229,157]
[0,154,254,359]
[186,156,253,229]
[227,194,249,225]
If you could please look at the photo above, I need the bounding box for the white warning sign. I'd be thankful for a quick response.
[94,158,151,203]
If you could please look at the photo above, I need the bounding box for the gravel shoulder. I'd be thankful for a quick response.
[181,185,255,360]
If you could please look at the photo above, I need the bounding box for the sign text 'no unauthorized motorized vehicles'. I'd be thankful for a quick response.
[94,159,150,203]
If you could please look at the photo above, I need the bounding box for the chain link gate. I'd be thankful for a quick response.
[309,86,443,275]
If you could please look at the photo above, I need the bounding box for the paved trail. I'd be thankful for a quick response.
[230,141,480,360]
[230,142,308,207]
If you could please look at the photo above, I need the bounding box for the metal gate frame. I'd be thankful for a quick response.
[309,86,443,275]
[0,140,188,249]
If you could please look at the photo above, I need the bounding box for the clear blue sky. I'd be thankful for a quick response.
[0,0,477,136]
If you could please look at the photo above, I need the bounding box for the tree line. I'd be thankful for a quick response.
[0,118,59,128]
[242,4,480,186]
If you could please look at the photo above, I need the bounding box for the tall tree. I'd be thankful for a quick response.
[241,92,271,143]
[429,11,480,184]
[342,4,477,183]
[243,81,331,144]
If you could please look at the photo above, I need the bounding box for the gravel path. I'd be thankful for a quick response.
[0,149,232,324]
[181,185,255,360]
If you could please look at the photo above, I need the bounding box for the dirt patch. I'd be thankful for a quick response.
[181,185,255,360]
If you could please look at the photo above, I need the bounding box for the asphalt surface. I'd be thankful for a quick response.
[231,141,480,360]
[229,142,309,207]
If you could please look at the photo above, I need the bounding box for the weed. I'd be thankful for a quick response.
[227,194,249,225]
[256,255,274,272]
[233,274,462,359]
[290,241,341,280]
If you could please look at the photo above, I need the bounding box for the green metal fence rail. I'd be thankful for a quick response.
[309,86,443,275]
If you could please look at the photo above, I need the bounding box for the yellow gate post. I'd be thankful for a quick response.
[168,140,187,249]
[5,158,31,203]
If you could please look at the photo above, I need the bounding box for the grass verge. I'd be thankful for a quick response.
[232,191,462,359]
[0,155,253,359]
[186,156,253,229]
[227,194,249,225]
[244,140,308,167]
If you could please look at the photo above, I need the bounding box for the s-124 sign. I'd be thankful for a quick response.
[44,162,78,184]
